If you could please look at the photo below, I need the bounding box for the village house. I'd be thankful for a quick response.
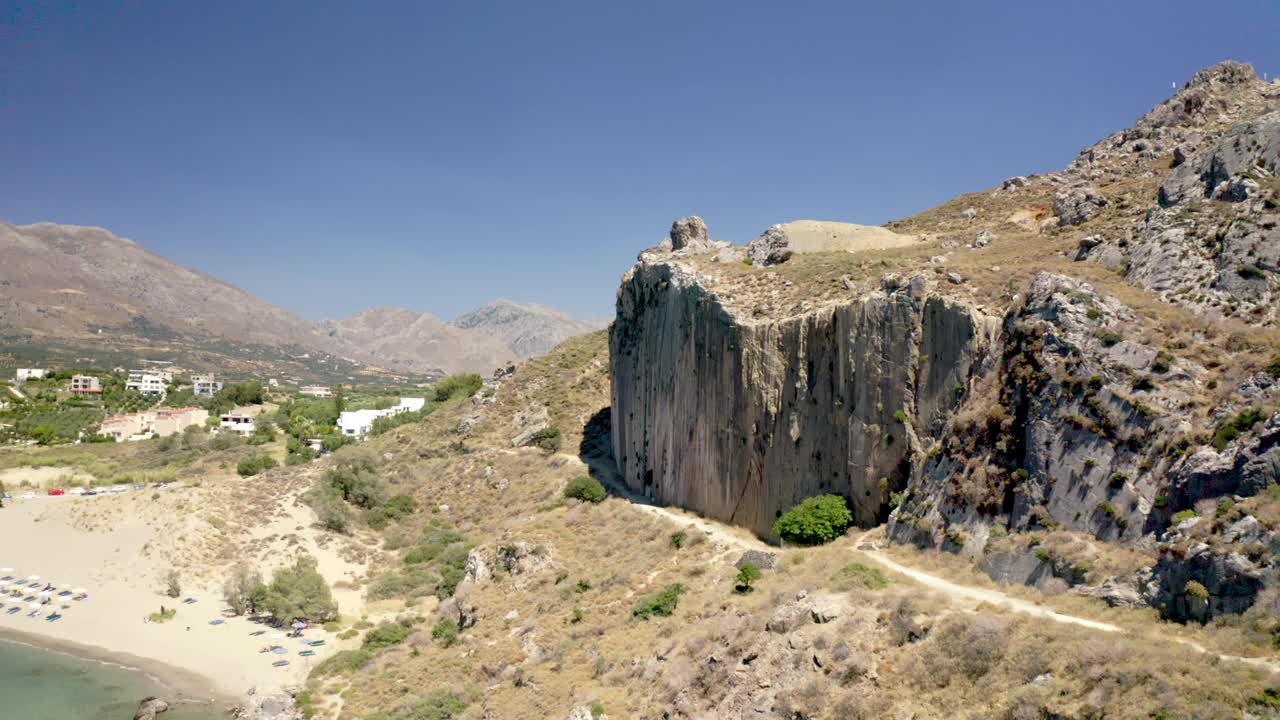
[98,406,208,442]
[299,385,334,398]
[68,374,102,395]
[220,413,257,435]
[337,397,425,439]
[15,368,48,383]
[126,371,167,395]
[192,374,223,397]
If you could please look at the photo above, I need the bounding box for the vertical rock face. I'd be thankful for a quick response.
[609,261,997,538]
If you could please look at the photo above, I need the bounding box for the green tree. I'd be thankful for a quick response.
[772,494,853,545]
[222,562,264,615]
[32,424,56,446]
[259,554,337,623]
[333,387,346,416]
[734,563,761,593]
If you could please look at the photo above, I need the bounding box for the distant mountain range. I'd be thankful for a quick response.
[0,220,604,378]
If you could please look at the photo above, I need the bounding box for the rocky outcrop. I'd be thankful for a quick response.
[134,697,170,720]
[1053,186,1108,226]
[610,261,997,537]
[890,274,1200,549]
[1159,110,1279,206]
[745,225,792,266]
[670,216,712,251]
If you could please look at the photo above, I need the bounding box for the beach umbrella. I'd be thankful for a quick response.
[291,621,305,629]
[72,588,86,594]
[38,590,51,596]
[27,602,40,608]
[26,575,39,581]
[271,646,288,654]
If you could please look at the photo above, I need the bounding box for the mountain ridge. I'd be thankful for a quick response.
[0,220,600,377]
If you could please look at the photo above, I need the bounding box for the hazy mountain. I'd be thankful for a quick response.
[319,307,516,376]
[453,299,605,357]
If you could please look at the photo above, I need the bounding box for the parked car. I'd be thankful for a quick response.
[47,489,65,496]
[110,485,128,494]
[68,487,85,496]
[19,492,37,499]
[83,489,99,497]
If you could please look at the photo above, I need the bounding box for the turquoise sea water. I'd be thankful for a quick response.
[0,638,225,720]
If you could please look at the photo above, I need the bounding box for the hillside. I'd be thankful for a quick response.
[613,60,1280,627]
[252,60,1280,720]
[454,299,605,358]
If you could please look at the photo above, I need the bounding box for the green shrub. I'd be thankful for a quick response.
[432,373,483,402]
[772,494,852,545]
[236,453,277,477]
[1172,509,1197,523]
[406,689,466,720]
[734,563,761,593]
[312,649,372,677]
[1184,580,1210,601]
[632,584,685,620]
[893,409,909,423]
[531,426,562,452]
[362,622,409,650]
[670,531,686,549]
[563,475,606,503]
[1212,408,1265,450]
[1095,330,1123,347]
[431,618,459,646]
[830,562,889,591]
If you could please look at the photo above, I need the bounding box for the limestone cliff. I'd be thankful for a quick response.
[610,261,998,538]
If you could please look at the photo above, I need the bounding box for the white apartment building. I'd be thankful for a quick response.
[192,374,223,397]
[69,375,103,395]
[126,371,167,395]
[337,397,425,439]
[220,413,256,435]
[299,386,334,398]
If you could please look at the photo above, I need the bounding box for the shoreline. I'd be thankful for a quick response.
[0,623,240,710]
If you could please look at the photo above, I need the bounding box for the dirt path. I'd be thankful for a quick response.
[577,450,1279,671]
[852,531,1121,632]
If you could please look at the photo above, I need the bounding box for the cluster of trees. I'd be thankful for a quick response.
[307,457,416,532]
[222,555,337,623]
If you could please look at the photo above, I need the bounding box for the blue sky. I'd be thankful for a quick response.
[2,1,1278,321]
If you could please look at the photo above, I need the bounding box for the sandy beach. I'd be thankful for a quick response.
[0,473,372,707]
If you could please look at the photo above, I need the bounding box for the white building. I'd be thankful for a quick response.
[192,374,223,397]
[220,413,256,435]
[337,397,426,439]
[15,368,48,383]
[126,371,167,395]
[299,386,334,398]
[69,375,103,395]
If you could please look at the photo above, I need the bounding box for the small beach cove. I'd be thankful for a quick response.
[0,629,228,720]
[0,467,375,717]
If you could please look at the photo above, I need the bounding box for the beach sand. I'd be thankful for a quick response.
[0,477,373,707]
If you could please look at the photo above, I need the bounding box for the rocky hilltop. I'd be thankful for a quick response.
[610,61,1280,624]
[454,299,604,358]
